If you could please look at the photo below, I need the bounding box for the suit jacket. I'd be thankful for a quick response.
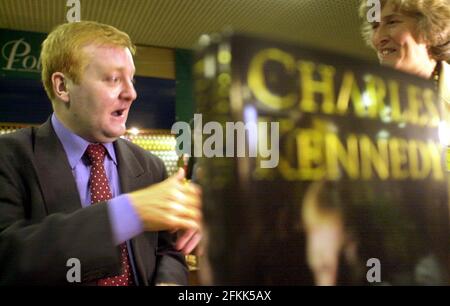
[0,118,188,285]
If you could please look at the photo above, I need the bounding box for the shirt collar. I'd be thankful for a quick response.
[51,113,118,169]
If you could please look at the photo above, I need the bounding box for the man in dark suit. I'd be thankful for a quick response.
[0,21,201,285]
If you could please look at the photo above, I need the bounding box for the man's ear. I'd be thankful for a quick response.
[51,72,70,103]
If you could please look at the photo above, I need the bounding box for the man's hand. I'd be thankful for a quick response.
[129,168,202,232]
[176,228,202,255]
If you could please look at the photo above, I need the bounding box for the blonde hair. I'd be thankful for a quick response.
[41,21,136,100]
[359,0,450,61]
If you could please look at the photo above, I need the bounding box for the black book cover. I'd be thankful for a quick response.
[193,33,449,285]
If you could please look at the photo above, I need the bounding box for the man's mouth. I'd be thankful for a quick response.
[112,108,126,117]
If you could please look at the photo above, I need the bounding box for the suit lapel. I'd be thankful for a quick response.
[114,139,154,285]
[33,118,82,214]
[113,139,147,193]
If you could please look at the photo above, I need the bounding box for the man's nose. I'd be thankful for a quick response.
[120,80,137,103]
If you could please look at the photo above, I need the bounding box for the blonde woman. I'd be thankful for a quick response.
[356,1,449,285]
[359,0,450,123]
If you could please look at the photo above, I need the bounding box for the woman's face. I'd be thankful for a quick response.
[371,1,434,77]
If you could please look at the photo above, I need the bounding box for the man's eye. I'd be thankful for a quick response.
[107,77,120,83]
[371,23,379,30]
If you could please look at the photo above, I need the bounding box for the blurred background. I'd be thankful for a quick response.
[0,0,375,175]
[0,0,383,285]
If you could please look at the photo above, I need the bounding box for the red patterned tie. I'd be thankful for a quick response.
[85,144,134,286]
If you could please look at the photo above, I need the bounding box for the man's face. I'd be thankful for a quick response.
[371,1,432,76]
[306,221,344,286]
[66,45,137,143]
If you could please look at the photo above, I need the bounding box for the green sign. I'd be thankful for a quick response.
[0,29,47,79]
